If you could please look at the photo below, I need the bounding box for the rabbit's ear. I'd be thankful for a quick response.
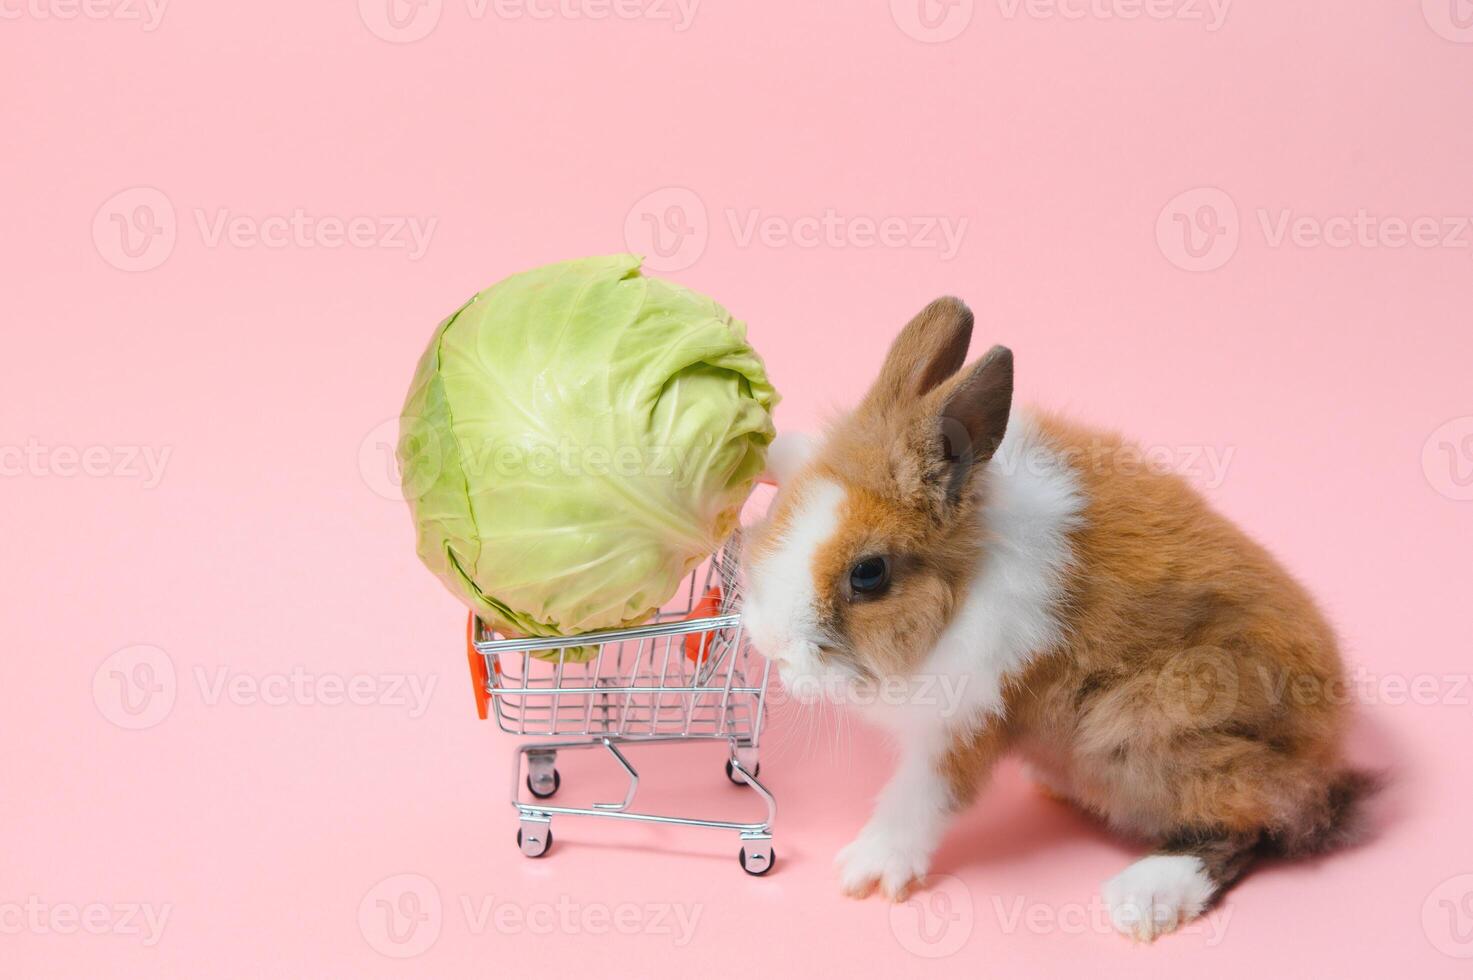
[932,345,1013,498]
[862,297,974,411]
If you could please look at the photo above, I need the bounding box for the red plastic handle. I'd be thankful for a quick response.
[465,612,491,720]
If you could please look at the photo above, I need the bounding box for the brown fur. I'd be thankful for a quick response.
[987,414,1364,857]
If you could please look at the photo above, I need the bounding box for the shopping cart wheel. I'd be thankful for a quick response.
[738,844,775,876]
[526,769,561,799]
[517,824,553,858]
[725,759,760,785]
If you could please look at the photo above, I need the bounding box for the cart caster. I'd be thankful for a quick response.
[739,843,775,876]
[725,758,760,785]
[526,750,559,799]
[526,769,561,799]
[517,823,553,858]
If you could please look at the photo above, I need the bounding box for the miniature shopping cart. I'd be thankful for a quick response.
[464,535,777,876]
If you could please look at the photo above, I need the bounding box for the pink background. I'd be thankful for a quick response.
[4,1,1473,975]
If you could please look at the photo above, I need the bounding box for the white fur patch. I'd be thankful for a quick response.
[836,730,957,900]
[764,431,817,486]
[1102,855,1215,942]
[743,478,845,677]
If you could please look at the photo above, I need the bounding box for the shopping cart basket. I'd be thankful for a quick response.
[465,534,777,875]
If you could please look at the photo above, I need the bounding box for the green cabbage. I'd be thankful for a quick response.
[398,254,778,646]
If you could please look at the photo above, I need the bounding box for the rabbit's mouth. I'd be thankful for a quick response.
[773,651,877,708]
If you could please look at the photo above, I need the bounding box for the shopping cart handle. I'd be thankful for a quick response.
[465,612,491,720]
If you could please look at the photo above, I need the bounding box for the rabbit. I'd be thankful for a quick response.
[740,297,1374,942]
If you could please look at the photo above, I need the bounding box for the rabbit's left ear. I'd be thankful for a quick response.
[760,431,816,486]
[932,345,1014,499]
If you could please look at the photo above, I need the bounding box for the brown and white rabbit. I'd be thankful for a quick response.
[741,297,1373,942]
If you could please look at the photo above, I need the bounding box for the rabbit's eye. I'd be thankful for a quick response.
[849,556,890,596]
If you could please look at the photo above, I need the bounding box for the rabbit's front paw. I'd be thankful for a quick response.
[835,826,932,901]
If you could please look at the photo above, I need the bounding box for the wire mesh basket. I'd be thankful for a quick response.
[465,533,776,875]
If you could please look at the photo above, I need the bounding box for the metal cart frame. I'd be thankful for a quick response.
[466,537,777,875]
